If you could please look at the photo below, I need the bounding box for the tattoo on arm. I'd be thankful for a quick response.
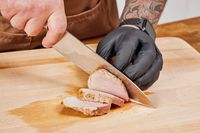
[121,0,167,27]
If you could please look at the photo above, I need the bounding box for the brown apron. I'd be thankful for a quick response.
[0,0,119,52]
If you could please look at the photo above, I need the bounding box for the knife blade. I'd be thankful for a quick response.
[54,32,153,107]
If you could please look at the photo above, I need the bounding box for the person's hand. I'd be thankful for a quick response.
[0,0,67,47]
[97,26,163,90]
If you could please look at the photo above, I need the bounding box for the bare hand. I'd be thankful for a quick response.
[0,0,67,47]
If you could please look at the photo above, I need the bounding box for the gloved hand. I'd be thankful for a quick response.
[0,0,67,47]
[96,25,163,90]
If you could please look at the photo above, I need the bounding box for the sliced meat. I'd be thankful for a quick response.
[79,88,125,107]
[88,69,129,101]
[63,97,111,116]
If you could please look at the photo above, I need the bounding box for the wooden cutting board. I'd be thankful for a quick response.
[0,37,200,133]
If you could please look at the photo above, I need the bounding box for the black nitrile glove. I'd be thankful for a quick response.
[96,25,163,90]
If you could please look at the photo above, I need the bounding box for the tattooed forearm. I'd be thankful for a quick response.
[121,0,167,27]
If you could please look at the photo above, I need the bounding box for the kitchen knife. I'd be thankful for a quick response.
[54,32,153,107]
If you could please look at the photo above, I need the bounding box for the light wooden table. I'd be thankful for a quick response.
[156,17,200,52]
[0,37,200,133]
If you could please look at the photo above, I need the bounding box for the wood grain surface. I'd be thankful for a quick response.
[156,17,200,52]
[0,38,200,133]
